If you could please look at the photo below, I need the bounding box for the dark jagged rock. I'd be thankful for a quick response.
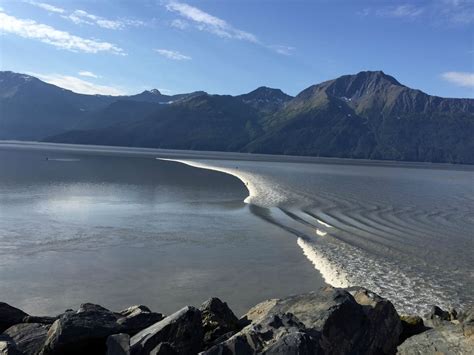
[3,323,50,355]
[0,303,28,333]
[199,298,241,347]
[458,306,474,337]
[347,287,402,354]
[107,333,130,355]
[241,286,401,355]
[264,331,320,355]
[399,315,427,343]
[150,342,177,355]
[130,306,203,355]
[397,321,472,354]
[42,303,122,355]
[117,306,165,336]
[203,313,318,354]
[0,334,22,355]
[22,316,57,325]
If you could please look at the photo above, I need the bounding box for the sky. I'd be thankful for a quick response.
[0,0,473,98]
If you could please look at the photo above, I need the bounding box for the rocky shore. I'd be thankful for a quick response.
[0,286,472,355]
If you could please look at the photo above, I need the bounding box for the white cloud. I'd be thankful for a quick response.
[0,9,124,54]
[171,18,189,29]
[165,1,292,55]
[27,1,65,14]
[166,1,258,43]
[361,1,474,25]
[78,71,99,78]
[268,45,295,56]
[376,5,424,18]
[155,49,191,61]
[441,72,474,87]
[64,9,124,30]
[30,72,126,95]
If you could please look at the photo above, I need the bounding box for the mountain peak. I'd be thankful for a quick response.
[141,89,162,96]
[149,89,161,95]
[351,70,402,86]
[238,86,293,113]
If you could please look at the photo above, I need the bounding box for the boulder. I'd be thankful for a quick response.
[117,306,165,336]
[347,287,402,354]
[130,306,203,355]
[0,303,28,333]
[399,315,427,343]
[41,303,122,355]
[199,298,240,346]
[0,334,21,355]
[3,323,50,355]
[240,286,401,355]
[458,306,474,338]
[107,333,130,355]
[22,316,57,325]
[150,342,178,355]
[397,321,473,354]
[203,312,319,354]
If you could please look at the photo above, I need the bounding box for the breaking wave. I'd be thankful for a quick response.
[159,158,474,314]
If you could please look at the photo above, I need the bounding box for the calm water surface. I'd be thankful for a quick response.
[0,143,322,315]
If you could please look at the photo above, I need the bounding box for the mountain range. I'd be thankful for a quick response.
[1,70,473,163]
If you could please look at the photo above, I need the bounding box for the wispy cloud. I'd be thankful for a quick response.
[78,71,100,78]
[30,72,126,95]
[154,49,191,61]
[165,1,293,55]
[166,1,258,43]
[376,5,424,19]
[441,71,474,87]
[26,1,65,14]
[64,9,124,30]
[170,18,188,29]
[360,1,474,25]
[24,1,149,30]
[0,9,124,54]
[268,45,295,56]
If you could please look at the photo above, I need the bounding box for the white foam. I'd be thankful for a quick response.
[316,218,333,228]
[297,237,350,288]
[157,158,287,207]
[316,229,327,236]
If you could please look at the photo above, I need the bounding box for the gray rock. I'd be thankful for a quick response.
[0,303,28,333]
[399,315,427,343]
[203,312,319,355]
[150,342,178,355]
[22,316,57,325]
[263,331,320,355]
[397,321,474,354]
[241,286,401,355]
[0,334,21,355]
[199,298,240,346]
[107,333,130,355]
[130,306,203,355]
[457,306,474,338]
[117,305,164,336]
[428,305,452,322]
[41,303,122,355]
[347,287,402,354]
[3,323,50,355]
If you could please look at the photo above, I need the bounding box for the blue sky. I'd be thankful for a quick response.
[0,0,473,98]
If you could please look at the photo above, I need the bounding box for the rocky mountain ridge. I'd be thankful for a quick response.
[1,70,473,164]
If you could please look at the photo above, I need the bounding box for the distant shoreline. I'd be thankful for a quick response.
[1,140,472,170]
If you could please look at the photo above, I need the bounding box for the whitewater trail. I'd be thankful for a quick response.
[157,158,471,314]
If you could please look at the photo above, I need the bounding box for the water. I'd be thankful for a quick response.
[170,157,474,314]
[0,142,323,316]
[0,142,473,316]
